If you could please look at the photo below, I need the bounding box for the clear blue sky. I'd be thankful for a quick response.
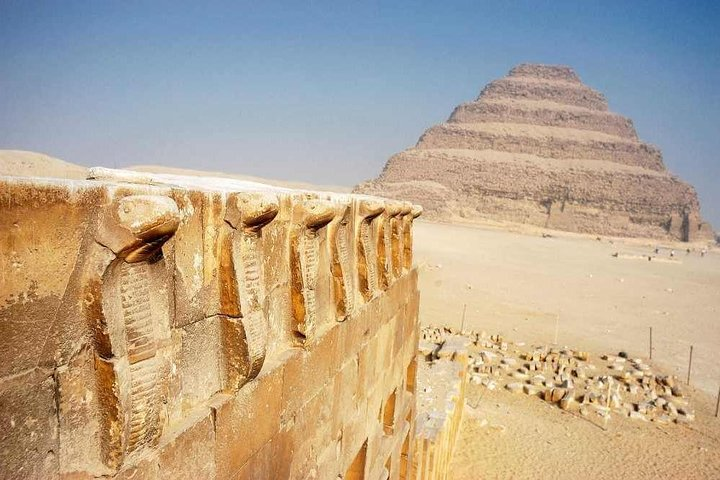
[1,1,718,226]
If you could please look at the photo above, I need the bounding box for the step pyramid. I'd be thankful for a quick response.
[355,64,713,242]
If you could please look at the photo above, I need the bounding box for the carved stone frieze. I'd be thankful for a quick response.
[93,194,181,470]
[290,198,335,343]
[222,192,279,390]
[404,205,423,270]
[327,200,354,321]
[356,199,384,302]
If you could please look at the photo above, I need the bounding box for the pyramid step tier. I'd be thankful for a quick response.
[449,99,638,139]
[380,149,696,213]
[508,64,582,83]
[363,149,704,239]
[416,123,664,171]
[480,78,609,111]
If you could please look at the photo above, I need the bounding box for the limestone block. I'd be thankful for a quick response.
[57,347,108,476]
[0,368,58,479]
[279,380,334,478]
[281,324,342,422]
[358,333,380,396]
[157,408,216,480]
[111,457,159,480]
[211,363,283,480]
[233,438,277,480]
[315,439,343,479]
[0,179,105,377]
[331,356,360,437]
[174,316,222,411]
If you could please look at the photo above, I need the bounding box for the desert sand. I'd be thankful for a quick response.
[413,219,720,478]
[0,150,88,179]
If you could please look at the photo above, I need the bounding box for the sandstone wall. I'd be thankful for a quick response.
[0,170,423,479]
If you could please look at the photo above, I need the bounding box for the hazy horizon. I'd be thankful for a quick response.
[1,1,718,226]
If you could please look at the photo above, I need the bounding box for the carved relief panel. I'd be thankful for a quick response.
[222,191,279,390]
[376,203,402,290]
[327,199,354,321]
[92,194,181,470]
[356,199,384,302]
[390,202,412,280]
[290,198,335,344]
[403,205,423,271]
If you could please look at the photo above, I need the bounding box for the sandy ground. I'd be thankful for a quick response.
[450,382,720,479]
[413,220,720,478]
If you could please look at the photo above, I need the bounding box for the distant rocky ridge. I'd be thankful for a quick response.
[355,64,714,242]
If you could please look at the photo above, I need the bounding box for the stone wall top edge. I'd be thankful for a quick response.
[1,169,421,213]
[87,167,418,208]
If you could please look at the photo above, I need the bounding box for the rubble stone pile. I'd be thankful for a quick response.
[421,326,695,425]
[356,64,714,242]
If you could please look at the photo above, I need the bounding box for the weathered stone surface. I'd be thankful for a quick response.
[0,368,58,479]
[157,408,216,480]
[0,171,422,479]
[355,63,714,242]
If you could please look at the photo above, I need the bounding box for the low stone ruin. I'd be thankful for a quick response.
[422,327,695,426]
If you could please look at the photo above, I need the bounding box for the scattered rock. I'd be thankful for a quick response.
[505,382,524,394]
[559,391,576,411]
[523,384,540,396]
[422,326,696,427]
[629,411,648,422]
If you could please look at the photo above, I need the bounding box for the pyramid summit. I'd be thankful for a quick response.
[355,63,713,241]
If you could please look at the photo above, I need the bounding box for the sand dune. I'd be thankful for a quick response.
[0,150,87,179]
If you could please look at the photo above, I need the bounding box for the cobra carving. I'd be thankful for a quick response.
[222,192,279,390]
[290,198,335,343]
[357,200,384,302]
[93,195,180,469]
[328,201,354,321]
